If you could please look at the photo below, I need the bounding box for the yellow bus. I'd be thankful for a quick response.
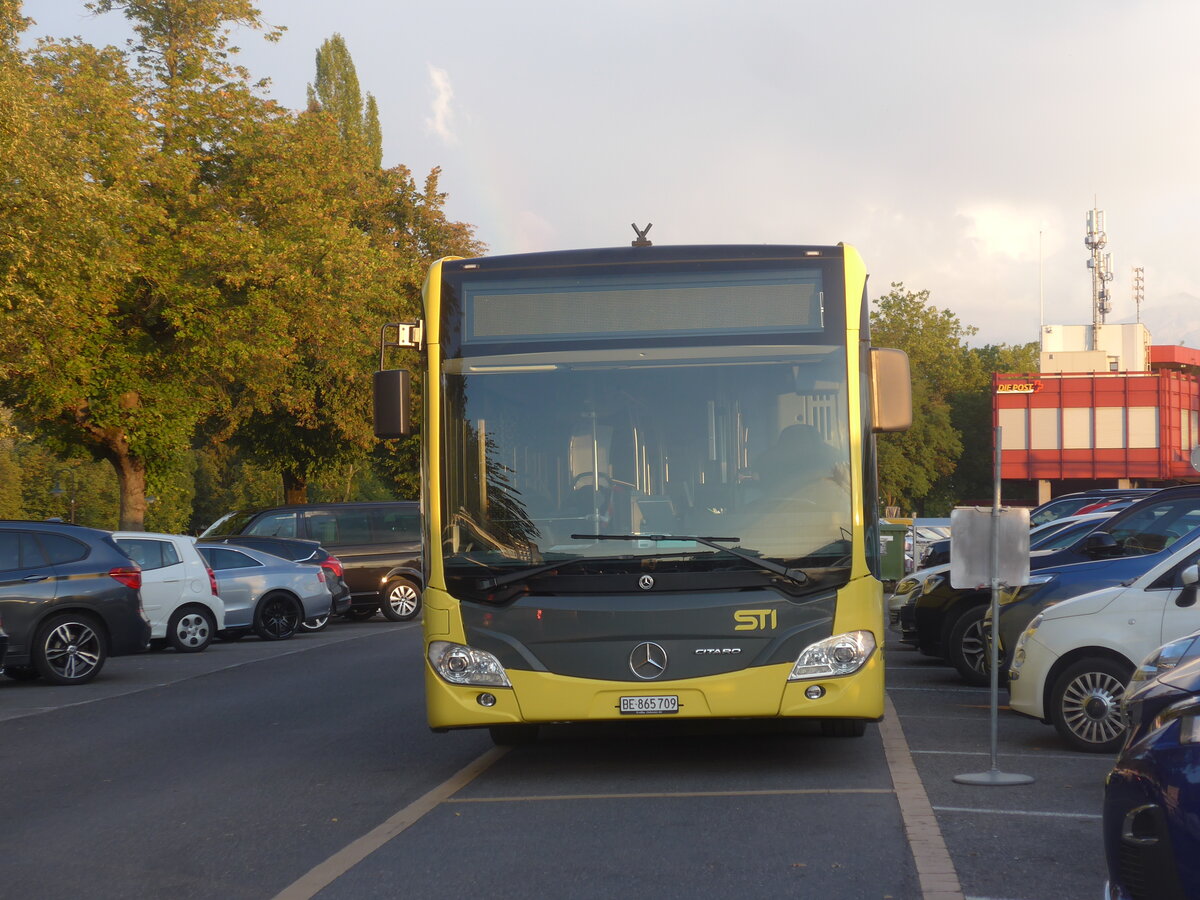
[375,242,911,744]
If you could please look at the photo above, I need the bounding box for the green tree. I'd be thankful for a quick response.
[870,284,977,513]
[227,36,482,505]
[0,1,286,529]
[306,33,381,168]
[935,341,1041,507]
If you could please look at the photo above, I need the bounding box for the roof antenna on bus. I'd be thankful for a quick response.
[631,223,653,247]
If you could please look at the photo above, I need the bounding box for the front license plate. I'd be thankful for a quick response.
[619,695,679,715]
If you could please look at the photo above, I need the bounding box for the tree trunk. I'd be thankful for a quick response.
[111,452,148,531]
[283,469,307,505]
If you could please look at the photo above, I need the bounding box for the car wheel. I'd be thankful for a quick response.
[300,613,331,633]
[345,608,378,621]
[489,724,539,746]
[254,593,301,641]
[32,612,108,685]
[947,605,989,686]
[380,577,422,622]
[1049,657,1133,753]
[820,719,867,737]
[4,666,39,681]
[167,606,216,653]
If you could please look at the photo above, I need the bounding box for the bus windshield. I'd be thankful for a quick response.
[440,343,853,590]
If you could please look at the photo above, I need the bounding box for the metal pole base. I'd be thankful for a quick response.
[954,769,1035,786]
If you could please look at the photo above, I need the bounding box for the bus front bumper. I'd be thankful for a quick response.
[425,651,885,730]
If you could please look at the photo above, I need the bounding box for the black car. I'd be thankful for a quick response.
[0,520,150,684]
[200,502,423,621]
[198,534,351,630]
[914,484,1200,685]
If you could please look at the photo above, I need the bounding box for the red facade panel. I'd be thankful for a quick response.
[993,369,1200,485]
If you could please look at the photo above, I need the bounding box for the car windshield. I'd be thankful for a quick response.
[1105,499,1200,555]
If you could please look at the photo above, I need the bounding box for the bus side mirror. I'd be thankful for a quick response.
[870,347,912,433]
[1177,564,1199,608]
[373,369,411,438]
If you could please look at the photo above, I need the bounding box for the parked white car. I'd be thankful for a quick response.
[112,532,224,653]
[1007,529,1200,752]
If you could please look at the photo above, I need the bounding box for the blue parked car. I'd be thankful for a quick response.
[1105,634,1200,899]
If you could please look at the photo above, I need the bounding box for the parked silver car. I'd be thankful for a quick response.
[195,544,332,641]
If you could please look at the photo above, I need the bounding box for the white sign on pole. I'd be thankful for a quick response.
[949,506,1031,590]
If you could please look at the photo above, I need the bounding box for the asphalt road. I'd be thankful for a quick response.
[0,620,1114,899]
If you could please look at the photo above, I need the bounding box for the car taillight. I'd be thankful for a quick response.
[206,565,219,597]
[322,556,344,579]
[316,569,326,583]
[109,565,142,590]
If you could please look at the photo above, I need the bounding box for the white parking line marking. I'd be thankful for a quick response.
[272,746,510,900]
[912,749,1111,762]
[933,806,1102,820]
[448,788,894,802]
[880,696,965,900]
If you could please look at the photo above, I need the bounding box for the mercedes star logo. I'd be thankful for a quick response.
[630,641,668,680]
[638,574,655,591]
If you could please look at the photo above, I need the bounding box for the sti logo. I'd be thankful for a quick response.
[733,609,777,631]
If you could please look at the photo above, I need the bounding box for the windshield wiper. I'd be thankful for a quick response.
[571,533,810,587]
[475,553,635,592]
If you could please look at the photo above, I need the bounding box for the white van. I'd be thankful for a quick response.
[1008,529,1200,753]
[112,532,224,652]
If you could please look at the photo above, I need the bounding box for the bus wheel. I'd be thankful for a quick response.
[820,719,866,738]
[489,724,539,746]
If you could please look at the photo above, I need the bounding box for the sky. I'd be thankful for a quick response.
[20,0,1200,347]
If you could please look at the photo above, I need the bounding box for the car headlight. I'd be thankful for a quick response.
[1000,574,1056,605]
[1130,634,1200,687]
[895,576,920,595]
[788,631,876,681]
[922,573,945,593]
[428,641,512,687]
[1153,698,1200,743]
[1010,614,1043,671]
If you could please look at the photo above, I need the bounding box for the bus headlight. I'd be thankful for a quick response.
[788,631,876,681]
[428,641,512,687]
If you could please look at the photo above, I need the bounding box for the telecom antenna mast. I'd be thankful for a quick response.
[1085,207,1113,328]
[1132,266,1144,323]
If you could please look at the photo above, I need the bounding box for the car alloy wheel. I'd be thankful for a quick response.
[300,613,330,633]
[947,604,989,686]
[254,593,301,641]
[34,614,107,685]
[380,578,421,622]
[1050,658,1132,753]
[168,607,215,653]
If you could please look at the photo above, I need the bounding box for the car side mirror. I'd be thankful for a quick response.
[1083,531,1120,557]
[1177,565,1200,608]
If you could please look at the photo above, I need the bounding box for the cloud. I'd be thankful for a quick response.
[425,65,456,144]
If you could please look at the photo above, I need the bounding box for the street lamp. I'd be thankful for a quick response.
[50,470,78,524]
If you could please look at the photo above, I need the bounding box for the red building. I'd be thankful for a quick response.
[994,344,1200,502]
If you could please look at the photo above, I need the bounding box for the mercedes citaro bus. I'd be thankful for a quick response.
[374,241,911,744]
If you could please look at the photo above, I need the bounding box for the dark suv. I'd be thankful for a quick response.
[200,502,423,621]
[0,521,149,684]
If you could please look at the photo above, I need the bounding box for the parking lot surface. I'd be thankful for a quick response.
[0,620,1113,899]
